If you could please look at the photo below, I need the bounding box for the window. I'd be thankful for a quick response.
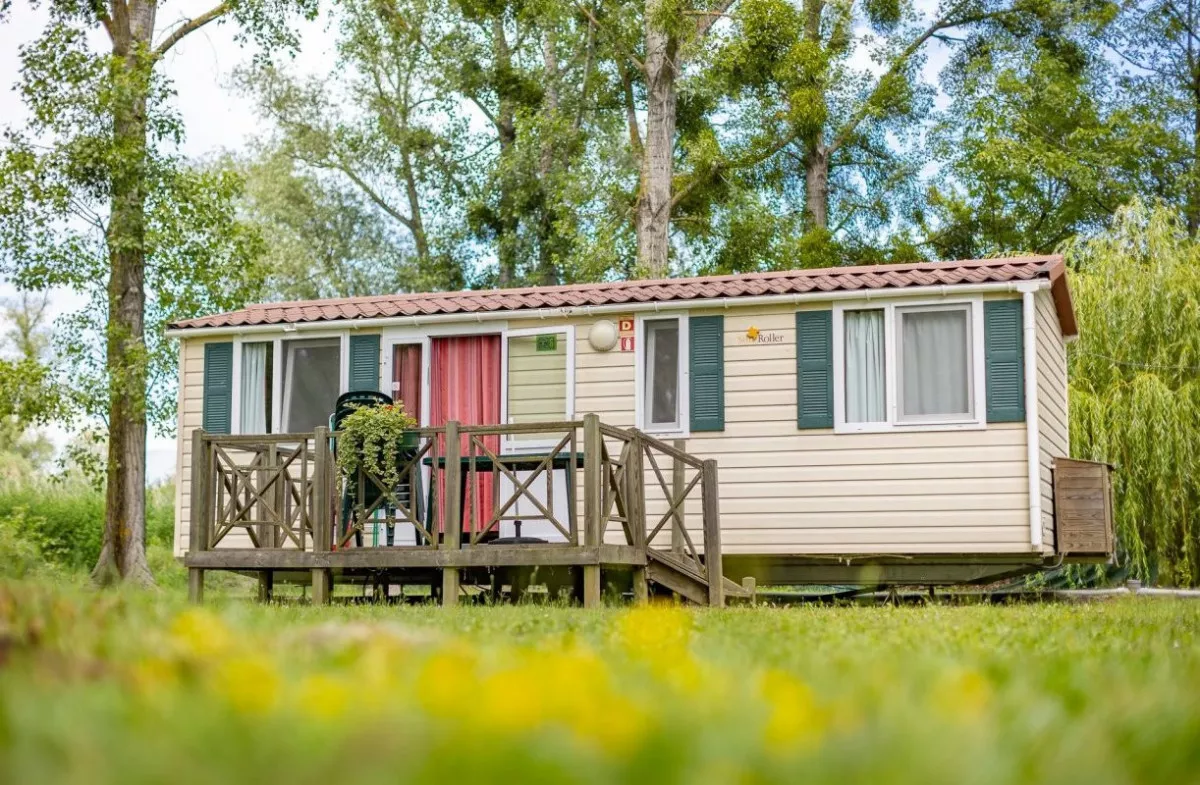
[238,341,273,433]
[834,300,983,432]
[281,338,341,432]
[897,306,972,420]
[639,316,687,433]
[504,327,574,448]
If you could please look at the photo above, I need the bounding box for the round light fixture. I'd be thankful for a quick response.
[588,319,619,352]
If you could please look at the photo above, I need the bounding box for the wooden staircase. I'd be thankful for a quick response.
[645,549,752,605]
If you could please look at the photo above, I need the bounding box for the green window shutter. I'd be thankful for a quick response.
[985,300,1025,422]
[689,315,725,432]
[796,311,833,429]
[348,334,381,392]
[202,342,233,434]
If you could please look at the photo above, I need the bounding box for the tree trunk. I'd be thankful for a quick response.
[800,0,830,233]
[538,29,560,286]
[92,0,155,587]
[803,141,830,231]
[636,0,677,279]
[493,15,519,287]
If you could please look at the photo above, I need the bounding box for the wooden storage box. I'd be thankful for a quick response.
[1052,457,1115,557]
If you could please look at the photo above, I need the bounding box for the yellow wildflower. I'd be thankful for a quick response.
[211,655,280,716]
[296,673,353,720]
[616,605,692,658]
[931,667,992,721]
[758,669,827,753]
[169,609,233,660]
[130,655,179,695]
[415,647,479,717]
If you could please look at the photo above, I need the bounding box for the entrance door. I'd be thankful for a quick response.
[430,335,502,533]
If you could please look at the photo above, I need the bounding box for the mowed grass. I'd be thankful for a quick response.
[1,580,1199,785]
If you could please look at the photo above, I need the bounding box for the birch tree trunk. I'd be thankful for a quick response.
[493,14,519,287]
[92,0,156,587]
[636,0,677,278]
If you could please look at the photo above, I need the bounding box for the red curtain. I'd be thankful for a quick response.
[391,344,423,420]
[430,335,501,533]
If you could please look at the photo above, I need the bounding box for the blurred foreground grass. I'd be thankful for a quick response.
[1,579,1198,785]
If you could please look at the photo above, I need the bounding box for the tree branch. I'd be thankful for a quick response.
[827,7,1002,156]
[153,3,229,57]
[574,2,644,73]
[695,0,738,37]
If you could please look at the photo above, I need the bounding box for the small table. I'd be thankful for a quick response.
[422,453,582,543]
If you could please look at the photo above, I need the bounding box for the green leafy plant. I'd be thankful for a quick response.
[335,403,419,492]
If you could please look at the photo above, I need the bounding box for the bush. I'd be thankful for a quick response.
[0,478,176,573]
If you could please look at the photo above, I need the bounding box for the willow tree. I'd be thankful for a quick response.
[1066,201,1200,586]
[0,1,315,585]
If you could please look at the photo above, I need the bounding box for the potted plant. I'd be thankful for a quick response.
[336,402,420,492]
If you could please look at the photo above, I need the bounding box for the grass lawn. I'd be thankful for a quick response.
[1,579,1198,785]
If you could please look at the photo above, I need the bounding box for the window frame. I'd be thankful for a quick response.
[501,324,576,453]
[230,331,350,435]
[832,297,986,434]
[635,312,690,437]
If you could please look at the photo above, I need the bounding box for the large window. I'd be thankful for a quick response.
[280,338,341,432]
[835,300,982,432]
[639,316,687,433]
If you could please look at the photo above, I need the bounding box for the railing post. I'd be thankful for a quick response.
[625,432,645,549]
[701,459,723,608]
[582,413,602,607]
[671,438,686,555]
[441,420,461,607]
[188,428,210,603]
[311,426,333,605]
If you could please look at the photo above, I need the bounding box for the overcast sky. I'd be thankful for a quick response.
[1,1,950,482]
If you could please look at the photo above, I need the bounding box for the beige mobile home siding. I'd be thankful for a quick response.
[681,303,1033,555]
[174,294,1057,558]
[175,337,203,555]
[507,333,569,446]
[1035,290,1069,552]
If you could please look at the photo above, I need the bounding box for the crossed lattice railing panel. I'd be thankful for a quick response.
[338,431,438,549]
[458,425,580,546]
[203,435,320,551]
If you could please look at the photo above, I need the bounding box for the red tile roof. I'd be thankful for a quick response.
[169,255,1077,335]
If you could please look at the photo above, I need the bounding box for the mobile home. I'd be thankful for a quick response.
[170,255,1113,602]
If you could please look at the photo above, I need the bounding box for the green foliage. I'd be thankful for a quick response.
[335,403,420,491]
[1,583,1200,784]
[1065,202,1200,585]
[0,478,176,573]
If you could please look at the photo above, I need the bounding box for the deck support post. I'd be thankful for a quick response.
[312,569,332,605]
[741,577,756,604]
[187,428,211,604]
[257,571,274,603]
[632,566,649,605]
[701,459,724,608]
[188,569,205,604]
[441,420,462,608]
[582,414,603,608]
[312,426,333,605]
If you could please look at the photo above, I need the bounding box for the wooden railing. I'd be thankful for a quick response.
[188,414,722,604]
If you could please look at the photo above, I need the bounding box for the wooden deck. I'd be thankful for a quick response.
[185,415,746,606]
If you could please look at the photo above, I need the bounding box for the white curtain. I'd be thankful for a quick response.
[844,310,886,422]
[239,342,269,434]
[901,309,969,417]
